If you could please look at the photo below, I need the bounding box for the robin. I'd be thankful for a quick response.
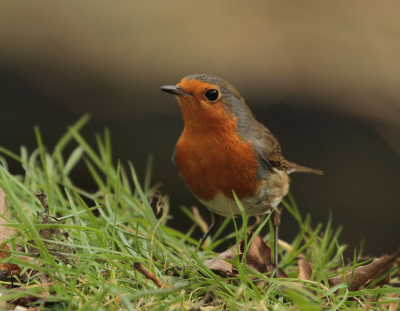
[160,74,322,276]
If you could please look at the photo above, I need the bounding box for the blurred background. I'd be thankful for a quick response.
[1,1,399,257]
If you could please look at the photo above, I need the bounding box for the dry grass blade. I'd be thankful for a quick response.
[191,206,208,234]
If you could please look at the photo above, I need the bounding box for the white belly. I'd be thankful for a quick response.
[197,168,290,217]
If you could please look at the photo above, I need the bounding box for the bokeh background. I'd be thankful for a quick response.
[1,1,399,257]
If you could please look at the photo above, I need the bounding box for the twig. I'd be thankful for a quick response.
[133,262,169,289]
[319,283,330,307]
[134,297,144,311]
[119,224,146,237]
[353,297,366,309]
[355,296,380,311]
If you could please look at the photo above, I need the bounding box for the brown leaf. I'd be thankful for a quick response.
[362,265,391,289]
[204,232,288,279]
[297,258,312,281]
[328,248,400,291]
[289,258,314,289]
[203,247,233,275]
[241,233,288,278]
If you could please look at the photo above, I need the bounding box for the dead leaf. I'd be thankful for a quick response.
[240,233,288,278]
[204,232,288,280]
[297,259,312,281]
[328,248,400,291]
[362,265,391,289]
[289,257,313,289]
[203,247,232,275]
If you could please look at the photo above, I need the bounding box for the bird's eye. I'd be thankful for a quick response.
[205,89,219,101]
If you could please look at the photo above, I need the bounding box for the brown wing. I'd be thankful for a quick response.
[258,126,285,169]
[256,125,323,175]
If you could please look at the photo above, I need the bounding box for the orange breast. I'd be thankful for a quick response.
[174,102,260,202]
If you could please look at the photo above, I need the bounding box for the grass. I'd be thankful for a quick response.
[0,115,398,310]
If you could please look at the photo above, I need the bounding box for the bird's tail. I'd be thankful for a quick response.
[283,160,323,175]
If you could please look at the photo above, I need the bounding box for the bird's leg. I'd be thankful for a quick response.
[184,212,223,271]
[272,209,281,278]
[198,212,223,250]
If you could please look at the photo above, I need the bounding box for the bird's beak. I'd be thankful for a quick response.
[160,85,188,97]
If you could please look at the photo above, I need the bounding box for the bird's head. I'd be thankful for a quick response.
[160,74,252,131]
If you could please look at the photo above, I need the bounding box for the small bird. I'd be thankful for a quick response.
[160,74,322,276]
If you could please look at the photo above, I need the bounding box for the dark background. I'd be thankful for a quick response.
[1,1,399,257]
